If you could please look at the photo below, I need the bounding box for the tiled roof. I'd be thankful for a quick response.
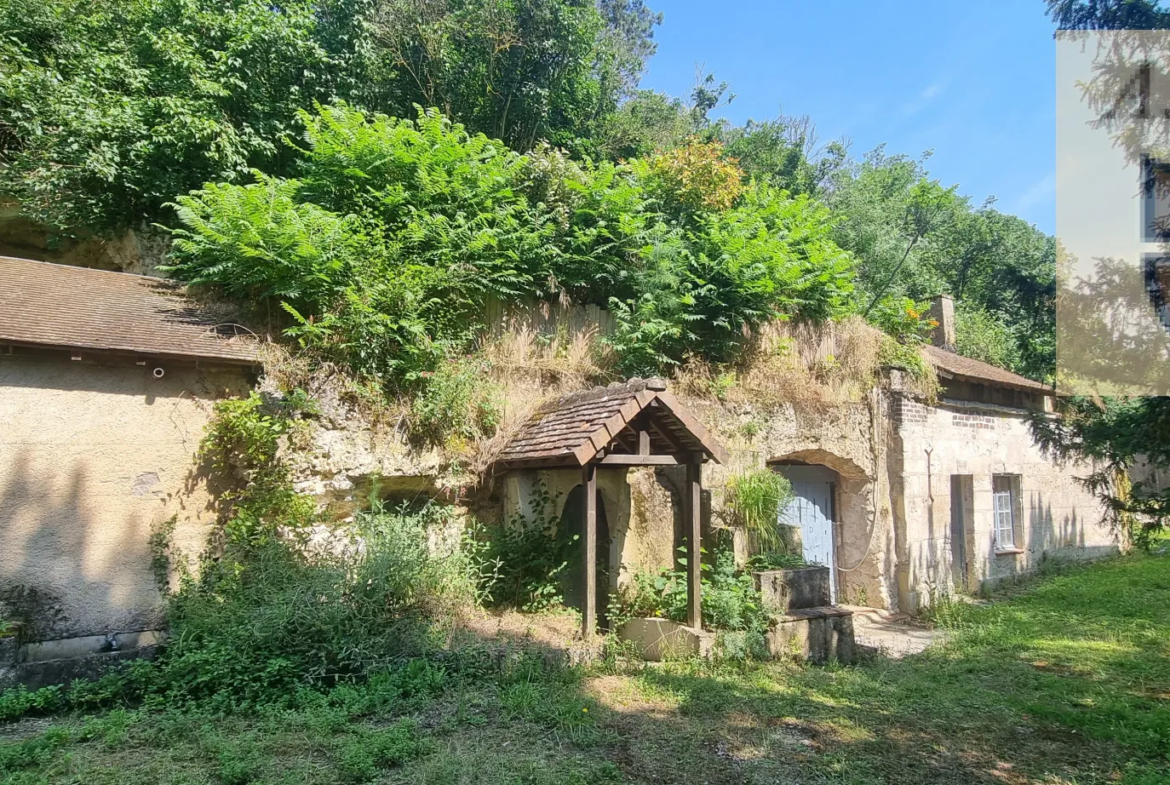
[0,256,260,364]
[497,379,729,467]
[921,344,1049,393]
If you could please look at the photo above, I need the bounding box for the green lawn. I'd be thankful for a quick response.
[2,550,1168,785]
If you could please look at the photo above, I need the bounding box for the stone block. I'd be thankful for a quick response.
[0,632,17,684]
[766,607,856,665]
[753,566,832,611]
[0,646,161,692]
[617,618,715,662]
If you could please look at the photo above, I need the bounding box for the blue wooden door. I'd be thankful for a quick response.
[776,467,837,603]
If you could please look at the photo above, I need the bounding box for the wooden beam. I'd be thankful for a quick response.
[655,391,731,465]
[685,461,702,629]
[597,454,682,466]
[647,418,686,453]
[582,463,598,640]
[637,426,651,455]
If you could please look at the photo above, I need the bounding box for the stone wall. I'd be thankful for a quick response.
[728,392,896,610]
[890,393,1116,611]
[0,351,250,640]
[510,382,1115,616]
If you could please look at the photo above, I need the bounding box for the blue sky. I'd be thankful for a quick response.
[639,1,1057,234]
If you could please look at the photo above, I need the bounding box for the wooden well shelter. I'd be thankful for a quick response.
[494,379,729,638]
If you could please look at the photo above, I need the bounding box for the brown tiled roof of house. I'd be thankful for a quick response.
[921,344,1049,393]
[0,256,260,364]
[496,379,729,468]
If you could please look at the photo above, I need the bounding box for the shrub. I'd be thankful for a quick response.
[954,301,1022,371]
[408,354,502,449]
[163,103,858,387]
[198,390,318,548]
[640,138,745,214]
[610,547,773,652]
[467,482,580,612]
[0,503,478,719]
[166,175,361,312]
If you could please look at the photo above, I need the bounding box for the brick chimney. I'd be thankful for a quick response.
[927,295,956,351]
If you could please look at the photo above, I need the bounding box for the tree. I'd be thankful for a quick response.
[0,0,657,236]
[1045,0,1170,29]
[715,116,844,197]
[1031,0,1170,549]
[365,0,658,156]
[1029,396,1170,548]
[827,146,1058,379]
[0,0,373,235]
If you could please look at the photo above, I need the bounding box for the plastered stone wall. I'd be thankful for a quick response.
[0,352,250,640]
[676,391,898,610]
[890,394,1116,611]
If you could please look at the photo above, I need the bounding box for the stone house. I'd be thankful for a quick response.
[0,257,257,665]
[491,297,1117,616]
[1,255,1117,665]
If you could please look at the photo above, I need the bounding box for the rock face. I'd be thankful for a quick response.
[0,212,169,275]
[268,375,447,522]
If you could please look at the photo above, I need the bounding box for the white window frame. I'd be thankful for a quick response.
[992,475,1019,551]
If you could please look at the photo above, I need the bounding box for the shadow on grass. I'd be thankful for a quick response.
[2,554,1169,785]
[598,551,1170,784]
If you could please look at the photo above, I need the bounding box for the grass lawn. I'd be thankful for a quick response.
[2,549,1168,785]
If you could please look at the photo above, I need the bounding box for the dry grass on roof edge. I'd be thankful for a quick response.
[469,316,934,473]
[255,315,938,493]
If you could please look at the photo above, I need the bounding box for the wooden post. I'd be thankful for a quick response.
[582,463,597,639]
[685,459,702,629]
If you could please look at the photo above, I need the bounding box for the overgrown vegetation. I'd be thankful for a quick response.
[4,546,1166,784]
[466,481,582,613]
[610,546,774,657]
[0,0,1063,400]
[166,104,857,395]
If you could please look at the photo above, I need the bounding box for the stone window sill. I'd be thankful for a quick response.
[994,548,1025,556]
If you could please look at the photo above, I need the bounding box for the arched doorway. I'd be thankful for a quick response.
[769,450,875,607]
[559,484,612,628]
[773,464,839,603]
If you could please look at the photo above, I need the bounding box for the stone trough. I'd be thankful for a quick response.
[615,565,858,664]
[754,565,857,665]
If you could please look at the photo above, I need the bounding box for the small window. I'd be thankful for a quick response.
[992,475,1019,551]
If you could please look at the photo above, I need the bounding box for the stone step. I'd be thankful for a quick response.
[766,605,856,665]
[836,604,910,624]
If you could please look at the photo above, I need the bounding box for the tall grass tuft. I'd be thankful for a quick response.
[724,469,794,555]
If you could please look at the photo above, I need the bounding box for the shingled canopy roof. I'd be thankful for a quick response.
[497,379,727,639]
[0,256,260,365]
[496,378,729,469]
[921,344,1049,394]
